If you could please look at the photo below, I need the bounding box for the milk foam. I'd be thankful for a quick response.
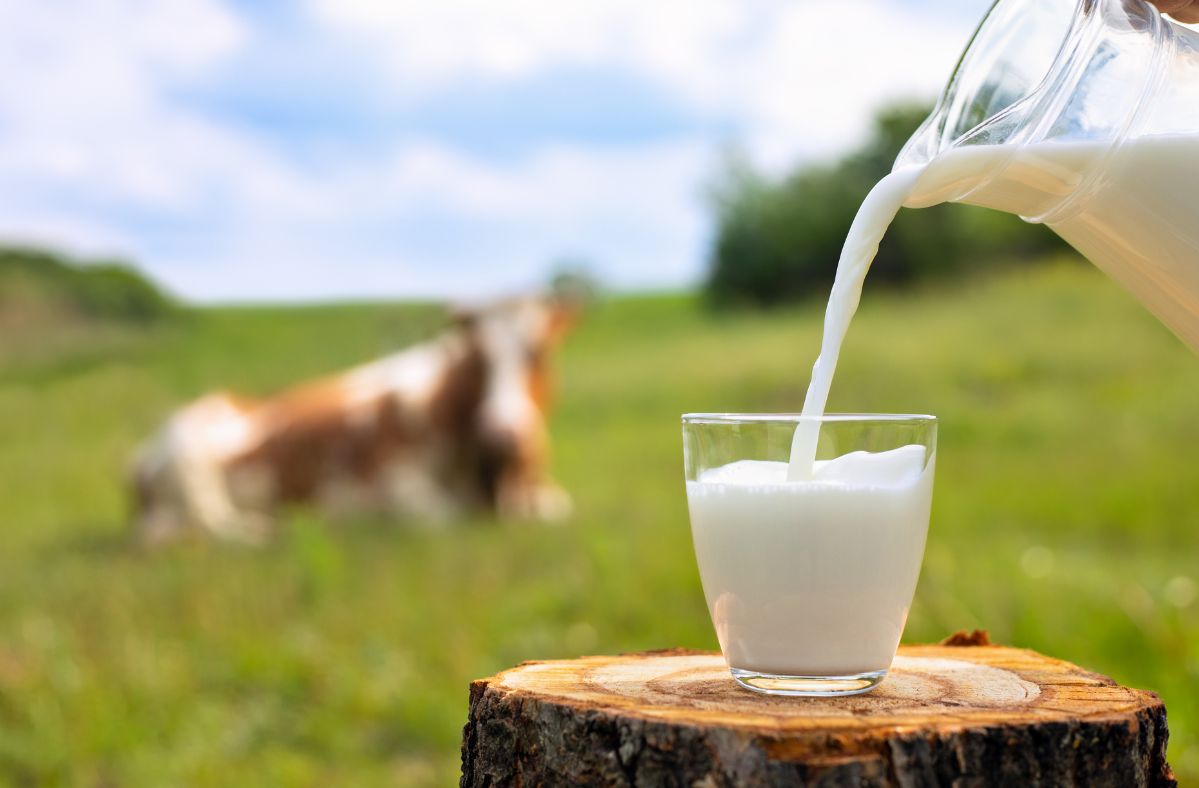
[705,445,926,487]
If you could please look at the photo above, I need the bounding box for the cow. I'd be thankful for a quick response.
[130,295,576,544]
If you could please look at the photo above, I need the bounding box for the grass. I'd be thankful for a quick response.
[1,258,1197,785]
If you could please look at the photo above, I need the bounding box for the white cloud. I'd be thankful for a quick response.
[0,0,263,210]
[310,0,748,89]
[310,0,972,167]
[157,138,712,301]
[0,0,990,301]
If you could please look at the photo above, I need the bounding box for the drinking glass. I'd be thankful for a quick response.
[682,414,937,696]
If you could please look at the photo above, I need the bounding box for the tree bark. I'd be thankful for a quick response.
[461,641,1175,787]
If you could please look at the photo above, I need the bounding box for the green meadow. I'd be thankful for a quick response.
[1,258,1197,785]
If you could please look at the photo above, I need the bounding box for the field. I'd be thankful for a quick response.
[1,258,1197,785]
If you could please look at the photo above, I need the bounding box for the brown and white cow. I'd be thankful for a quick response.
[131,295,576,544]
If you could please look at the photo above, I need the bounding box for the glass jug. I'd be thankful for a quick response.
[896,0,1199,351]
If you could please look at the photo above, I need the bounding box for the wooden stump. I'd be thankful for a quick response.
[461,642,1175,787]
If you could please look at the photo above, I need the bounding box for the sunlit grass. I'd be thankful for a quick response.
[0,258,1196,784]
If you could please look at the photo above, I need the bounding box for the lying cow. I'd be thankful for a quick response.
[131,295,576,544]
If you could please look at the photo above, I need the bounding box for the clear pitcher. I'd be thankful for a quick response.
[896,0,1199,351]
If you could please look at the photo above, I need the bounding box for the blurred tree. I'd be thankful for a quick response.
[0,245,180,324]
[706,104,1066,306]
[548,257,601,305]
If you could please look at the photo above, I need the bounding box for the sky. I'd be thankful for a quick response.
[0,0,994,302]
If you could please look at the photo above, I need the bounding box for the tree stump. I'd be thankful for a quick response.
[461,642,1175,787]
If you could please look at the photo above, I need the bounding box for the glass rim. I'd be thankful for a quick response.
[681,412,936,425]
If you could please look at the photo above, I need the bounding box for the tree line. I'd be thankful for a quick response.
[705,104,1066,306]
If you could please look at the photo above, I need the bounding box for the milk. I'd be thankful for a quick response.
[687,445,934,676]
[789,133,1199,477]
[699,133,1199,675]
[913,134,1199,354]
[787,168,924,480]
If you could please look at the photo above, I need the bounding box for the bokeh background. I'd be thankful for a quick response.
[2,0,1198,784]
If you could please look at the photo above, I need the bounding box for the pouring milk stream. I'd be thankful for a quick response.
[787,0,1199,477]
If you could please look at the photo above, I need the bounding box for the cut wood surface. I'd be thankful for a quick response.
[461,640,1175,787]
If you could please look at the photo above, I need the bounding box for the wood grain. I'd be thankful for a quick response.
[461,644,1175,787]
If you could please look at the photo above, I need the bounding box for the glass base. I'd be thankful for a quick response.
[730,667,887,696]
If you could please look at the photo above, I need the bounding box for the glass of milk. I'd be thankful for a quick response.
[683,414,936,696]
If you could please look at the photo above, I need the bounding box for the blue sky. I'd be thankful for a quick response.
[0,0,993,302]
